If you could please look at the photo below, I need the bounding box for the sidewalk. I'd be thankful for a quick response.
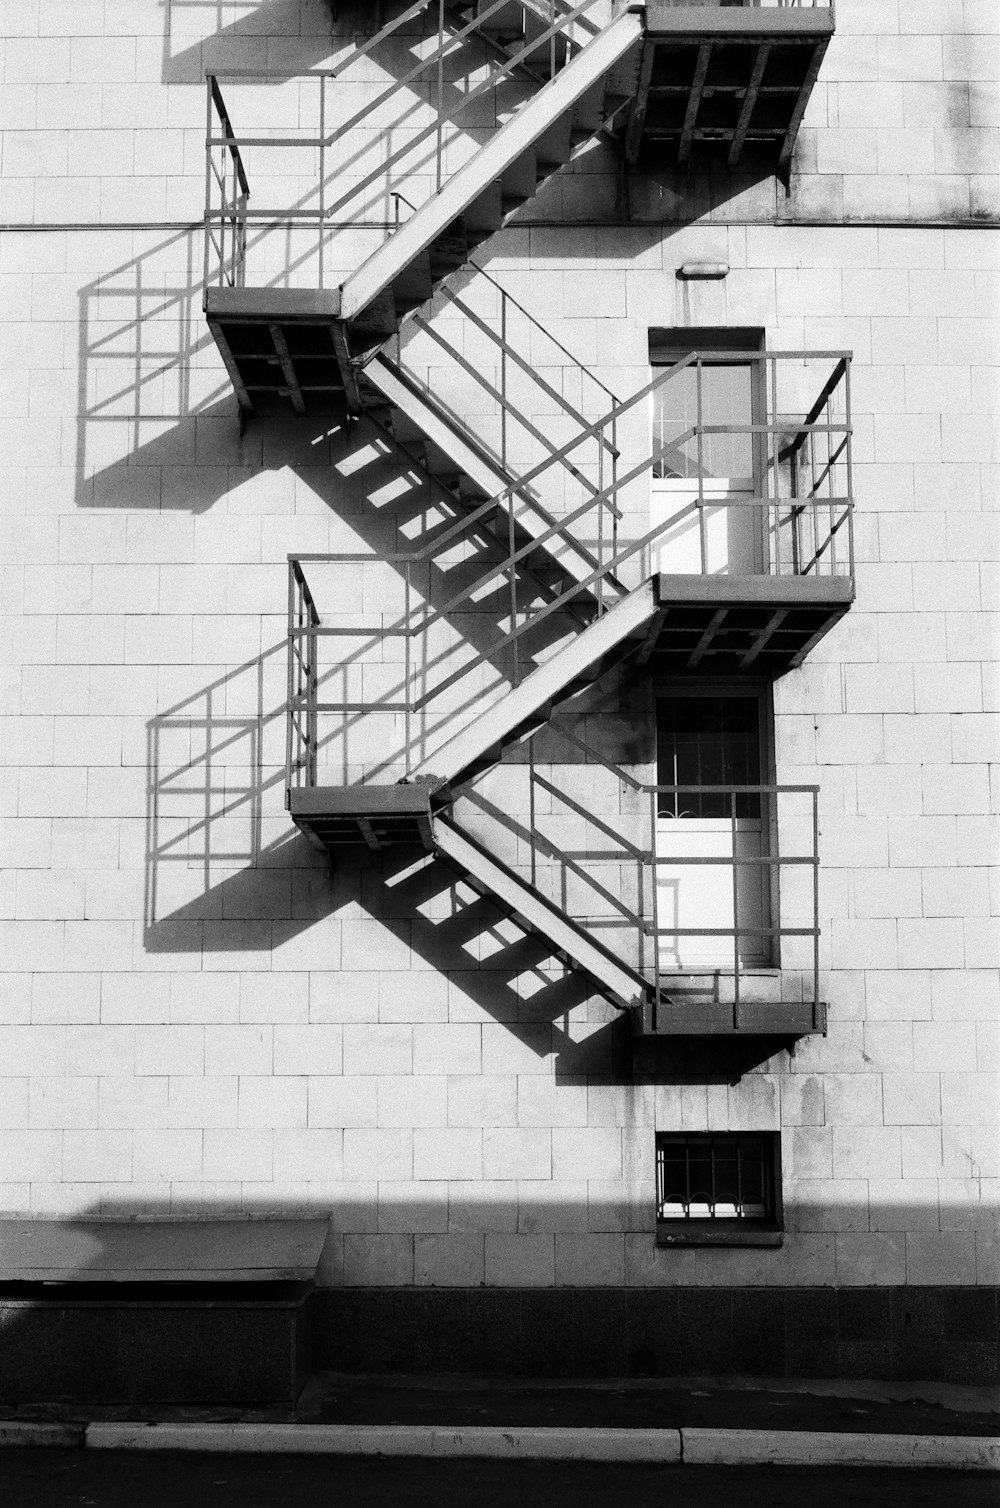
[3,1373,998,1470]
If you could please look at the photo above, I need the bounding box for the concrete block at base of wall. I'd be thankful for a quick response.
[0,1282,313,1404]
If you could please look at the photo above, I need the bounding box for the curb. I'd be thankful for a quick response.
[682,1428,1000,1472]
[85,1423,683,1462]
[5,1420,998,1470]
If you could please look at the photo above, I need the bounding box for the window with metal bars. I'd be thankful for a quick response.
[656,694,763,820]
[655,1132,782,1245]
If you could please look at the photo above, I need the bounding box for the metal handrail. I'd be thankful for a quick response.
[204,0,606,291]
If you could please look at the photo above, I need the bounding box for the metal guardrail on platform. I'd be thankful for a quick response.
[283,350,852,792]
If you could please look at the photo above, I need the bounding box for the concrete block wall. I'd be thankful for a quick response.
[0,0,997,1313]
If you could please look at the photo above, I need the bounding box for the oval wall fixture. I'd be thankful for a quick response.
[677,262,730,279]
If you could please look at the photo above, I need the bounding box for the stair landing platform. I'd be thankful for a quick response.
[635,997,827,1038]
[205,287,354,414]
[632,1,833,170]
[289,784,436,853]
[652,572,853,678]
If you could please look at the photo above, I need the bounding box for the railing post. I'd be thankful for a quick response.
[650,785,660,1030]
[404,561,412,773]
[529,737,537,891]
[769,353,779,571]
[696,357,707,575]
[844,356,854,580]
[812,786,820,1032]
[436,0,445,193]
[731,788,740,1030]
[500,287,507,475]
[285,561,296,803]
[508,490,519,686]
[307,591,318,789]
[597,419,605,613]
[319,74,326,290]
[204,77,213,291]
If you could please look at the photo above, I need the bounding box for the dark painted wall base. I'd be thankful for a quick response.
[315,1287,1000,1388]
[1,1284,995,1402]
[0,1282,313,1405]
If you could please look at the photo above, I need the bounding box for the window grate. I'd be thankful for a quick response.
[656,1132,778,1225]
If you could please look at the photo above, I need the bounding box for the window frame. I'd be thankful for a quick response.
[655,1130,783,1248]
[649,327,768,500]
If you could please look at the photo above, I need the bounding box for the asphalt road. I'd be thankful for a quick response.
[0,1451,995,1508]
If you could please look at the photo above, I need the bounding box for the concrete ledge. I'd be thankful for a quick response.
[79,1422,999,1469]
[683,1428,1000,1472]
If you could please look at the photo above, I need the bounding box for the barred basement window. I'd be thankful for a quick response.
[655,1132,782,1247]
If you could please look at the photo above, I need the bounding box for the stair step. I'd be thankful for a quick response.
[500,147,537,204]
[464,183,504,237]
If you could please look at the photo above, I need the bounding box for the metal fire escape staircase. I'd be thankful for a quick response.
[204,2,843,1030]
[294,4,664,1014]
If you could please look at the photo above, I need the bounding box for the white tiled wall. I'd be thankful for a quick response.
[0,0,997,1286]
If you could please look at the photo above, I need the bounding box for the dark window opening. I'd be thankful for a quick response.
[657,695,762,820]
[656,1132,781,1246]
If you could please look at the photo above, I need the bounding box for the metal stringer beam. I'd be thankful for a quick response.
[728,42,770,169]
[268,323,306,416]
[778,37,830,178]
[624,40,655,165]
[678,43,711,167]
[331,321,362,411]
[206,319,252,413]
[738,608,787,670]
[686,607,727,669]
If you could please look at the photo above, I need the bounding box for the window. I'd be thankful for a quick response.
[656,1132,782,1246]
[655,688,774,971]
[657,693,762,820]
[648,328,766,575]
[649,327,764,483]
